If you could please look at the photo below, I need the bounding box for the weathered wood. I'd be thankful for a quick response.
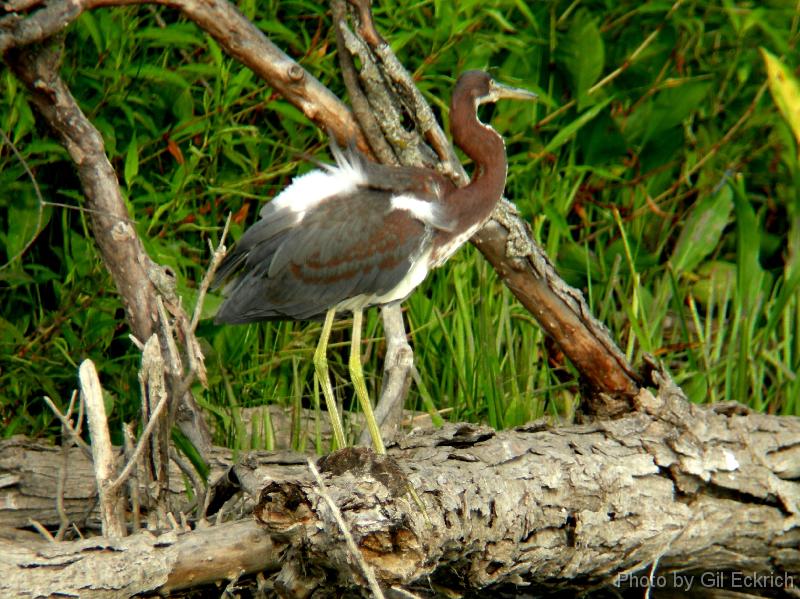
[252,380,800,595]
[0,405,431,531]
[0,438,206,531]
[1,519,278,597]
[3,373,798,596]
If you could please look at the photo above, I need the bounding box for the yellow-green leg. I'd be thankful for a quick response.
[313,308,347,450]
[349,308,386,455]
[351,309,428,522]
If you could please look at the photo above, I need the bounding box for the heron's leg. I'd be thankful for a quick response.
[349,308,386,455]
[313,308,347,450]
[358,303,413,446]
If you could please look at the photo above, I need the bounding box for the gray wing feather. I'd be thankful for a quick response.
[214,144,451,324]
[214,189,428,323]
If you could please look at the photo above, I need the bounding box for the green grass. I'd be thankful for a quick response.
[1,1,798,449]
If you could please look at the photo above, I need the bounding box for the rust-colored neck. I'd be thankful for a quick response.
[447,87,508,226]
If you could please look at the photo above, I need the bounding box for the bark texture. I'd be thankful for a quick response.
[1,519,278,597]
[252,376,800,595]
[3,373,798,596]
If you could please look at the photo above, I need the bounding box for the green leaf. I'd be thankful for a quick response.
[485,9,516,32]
[671,185,734,274]
[124,133,139,187]
[683,376,708,404]
[135,25,203,48]
[206,35,223,67]
[0,317,25,348]
[224,69,255,105]
[76,12,103,55]
[649,81,712,135]
[734,181,765,312]
[767,271,800,337]
[4,191,42,262]
[556,10,605,107]
[690,261,737,308]
[542,98,612,155]
[172,429,209,480]
[173,88,195,122]
[125,64,190,90]
[761,48,800,153]
[624,80,712,145]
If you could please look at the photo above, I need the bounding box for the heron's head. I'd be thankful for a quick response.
[454,70,537,109]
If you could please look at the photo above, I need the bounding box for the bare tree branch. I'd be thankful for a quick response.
[6,40,213,454]
[1,0,368,150]
[473,205,643,415]
[79,360,127,538]
[333,1,641,417]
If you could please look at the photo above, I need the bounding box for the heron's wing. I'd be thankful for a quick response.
[214,189,433,323]
[329,142,454,201]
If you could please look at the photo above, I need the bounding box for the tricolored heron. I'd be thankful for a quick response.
[214,70,536,454]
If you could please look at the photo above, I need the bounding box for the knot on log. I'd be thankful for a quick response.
[111,220,135,241]
[286,63,304,82]
[253,447,426,591]
[254,480,315,535]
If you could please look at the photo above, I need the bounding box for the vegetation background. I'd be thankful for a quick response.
[1,1,798,452]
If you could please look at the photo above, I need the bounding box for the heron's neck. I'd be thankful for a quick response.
[449,100,508,224]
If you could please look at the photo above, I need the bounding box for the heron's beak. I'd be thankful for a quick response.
[485,81,538,104]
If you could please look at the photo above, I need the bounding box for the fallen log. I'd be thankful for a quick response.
[2,371,798,597]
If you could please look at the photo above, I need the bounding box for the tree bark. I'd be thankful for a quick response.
[1,518,278,597]
[6,41,213,457]
[3,371,798,596]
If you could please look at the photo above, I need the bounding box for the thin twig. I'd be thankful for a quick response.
[123,422,142,532]
[156,295,183,377]
[170,445,207,519]
[27,519,56,543]
[307,458,385,599]
[332,0,395,163]
[65,387,78,419]
[190,212,232,333]
[42,395,93,460]
[55,414,73,541]
[0,127,45,271]
[166,510,181,531]
[172,370,199,412]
